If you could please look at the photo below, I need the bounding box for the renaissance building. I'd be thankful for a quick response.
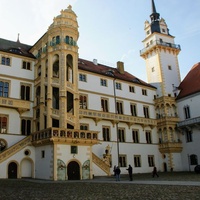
[0,1,199,180]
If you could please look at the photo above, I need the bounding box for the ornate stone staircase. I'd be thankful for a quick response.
[92,153,111,176]
[0,136,32,163]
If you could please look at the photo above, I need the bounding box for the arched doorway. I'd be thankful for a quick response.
[8,162,17,179]
[163,162,167,172]
[67,161,80,180]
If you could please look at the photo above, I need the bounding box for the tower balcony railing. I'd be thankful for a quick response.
[140,40,181,55]
[177,116,200,128]
[31,127,99,145]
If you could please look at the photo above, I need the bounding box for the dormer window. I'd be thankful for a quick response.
[162,28,166,33]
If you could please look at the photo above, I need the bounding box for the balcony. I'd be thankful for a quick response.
[159,142,183,153]
[79,109,157,128]
[31,127,99,146]
[177,116,200,128]
[140,40,181,56]
[0,96,31,113]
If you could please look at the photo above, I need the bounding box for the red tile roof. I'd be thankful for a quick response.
[78,58,156,89]
[177,62,200,100]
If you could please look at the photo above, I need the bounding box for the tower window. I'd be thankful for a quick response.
[162,28,166,33]
[168,65,172,70]
[146,30,150,35]
[152,67,155,72]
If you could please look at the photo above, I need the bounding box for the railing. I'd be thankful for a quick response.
[140,40,181,55]
[92,153,111,176]
[159,142,183,153]
[0,136,32,163]
[177,116,200,128]
[31,128,99,145]
[79,109,157,127]
[0,96,31,111]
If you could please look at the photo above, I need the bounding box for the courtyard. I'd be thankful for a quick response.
[0,172,200,199]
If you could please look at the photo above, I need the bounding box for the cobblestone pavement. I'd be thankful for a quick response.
[0,172,200,200]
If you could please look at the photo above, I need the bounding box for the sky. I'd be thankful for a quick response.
[0,0,200,82]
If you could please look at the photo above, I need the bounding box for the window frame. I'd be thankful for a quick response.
[102,126,110,141]
[134,155,141,167]
[100,78,107,87]
[119,155,127,167]
[79,73,87,82]
[132,129,139,143]
[148,155,155,167]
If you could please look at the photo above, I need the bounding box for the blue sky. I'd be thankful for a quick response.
[0,0,199,82]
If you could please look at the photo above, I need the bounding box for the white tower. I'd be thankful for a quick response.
[140,0,183,172]
[140,0,181,98]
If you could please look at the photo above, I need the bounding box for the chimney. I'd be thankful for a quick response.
[117,61,124,74]
[93,59,98,65]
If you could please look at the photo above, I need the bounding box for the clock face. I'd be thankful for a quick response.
[0,139,6,151]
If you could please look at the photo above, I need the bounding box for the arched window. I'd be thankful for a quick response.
[53,55,59,78]
[66,54,73,83]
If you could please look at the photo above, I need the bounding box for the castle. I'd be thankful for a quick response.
[0,0,199,180]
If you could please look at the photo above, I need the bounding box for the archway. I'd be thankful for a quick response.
[67,161,80,180]
[163,162,167,172]
[8,162,18,179]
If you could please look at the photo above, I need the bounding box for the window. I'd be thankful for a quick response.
[22,61,31,70]
[162,28,166,33]
[186,130,192,142]
[116,101,123,114]
[100,79,107,87]
[159,38,163,43]
[79,74,87,82]
[79,94,87,109]
[0,81,9,97]
[1,56,10,66]
[118,128,125,142]
[101,98,109,112]
[184,105,190,119]
[168,65,172,70]
[129,86,135,93]
[146,30,150,35]
[134,155,141,167]
[80,124,89,130]
[130,103,137,116]
[146,131,152,144]
[53,87,59,109]
[152,67,155,72]
[21,119,31,136]
[71,146,78,154]
[132,129,139,143]
[142,89,147,96]
[41,150,45,158]
[21,84,31,100]
[148,155,154,167]
[102,127,110,141]
[119,155,127,167]
[190,154,198,165]
[0,115,8,133]
[38,65,41,77]
[143,106,149,118]
[115,82,122,90]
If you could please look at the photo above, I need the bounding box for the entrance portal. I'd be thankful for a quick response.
[8,162,17,179]
[67,161,80,180]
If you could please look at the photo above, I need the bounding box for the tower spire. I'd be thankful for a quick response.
[151,0,157,13]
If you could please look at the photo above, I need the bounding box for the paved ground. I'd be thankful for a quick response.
[0,172,200,200]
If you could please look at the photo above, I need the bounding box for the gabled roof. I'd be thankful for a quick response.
[78,58,156,89]
[0,38,35,58]
[177,62,200,100]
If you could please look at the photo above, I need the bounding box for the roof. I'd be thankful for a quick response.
[78,58,156,89]
[176,62,200,100]
[0,38,35,58]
